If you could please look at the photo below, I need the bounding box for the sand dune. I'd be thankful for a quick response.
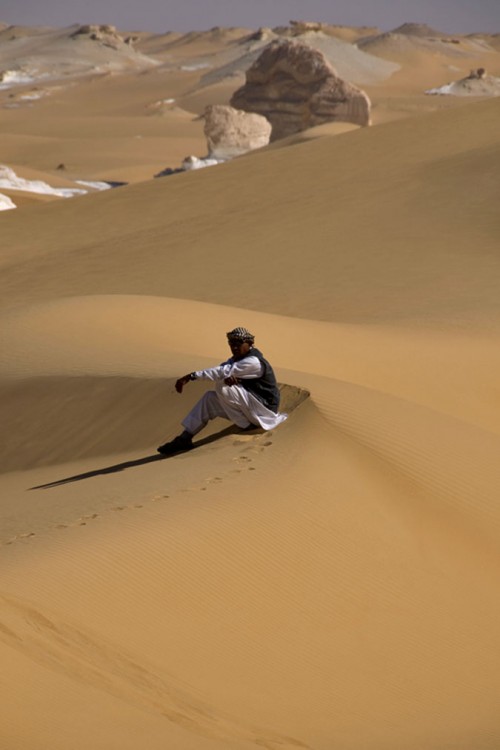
[1,19,500,750]
[360,27,496,60]
[196,28,399,89]
[359,25,500,98]
[0,23,158,80]
[2,98,499,321]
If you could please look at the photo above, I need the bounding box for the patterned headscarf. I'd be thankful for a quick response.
[226,327,255,343]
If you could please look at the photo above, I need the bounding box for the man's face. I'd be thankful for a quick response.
[228,338,252,360]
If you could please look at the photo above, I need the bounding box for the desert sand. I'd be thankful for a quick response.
[1,19,500,750]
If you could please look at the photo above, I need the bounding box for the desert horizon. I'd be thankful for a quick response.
[1,12,500,750]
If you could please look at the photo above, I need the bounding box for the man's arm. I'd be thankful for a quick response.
[227,357,263,380]
[175,373,196,393]
[175,357,263,392]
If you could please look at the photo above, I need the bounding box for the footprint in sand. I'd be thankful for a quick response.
[9,532,37,542]
[197,477,224,491]
[234,455,252,464]
[54,515,98,531]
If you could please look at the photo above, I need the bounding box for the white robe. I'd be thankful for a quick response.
[181,355,287,435]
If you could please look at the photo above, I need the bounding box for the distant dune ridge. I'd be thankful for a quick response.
[1,16,500,750]
[198,25,399,89]
[0,23,158,83]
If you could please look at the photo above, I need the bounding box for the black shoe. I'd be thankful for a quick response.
[157,434,193,456]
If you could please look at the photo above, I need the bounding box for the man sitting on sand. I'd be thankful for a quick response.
[157,327,287,455]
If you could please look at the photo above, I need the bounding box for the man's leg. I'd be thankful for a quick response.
[181,391,229,436]
[212,382,255,429]
[158,386,256,456]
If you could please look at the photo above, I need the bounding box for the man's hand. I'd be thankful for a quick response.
[175,374,192,393]
[224,376,240,386]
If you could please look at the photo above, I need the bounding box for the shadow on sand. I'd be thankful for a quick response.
[29,425,247,490]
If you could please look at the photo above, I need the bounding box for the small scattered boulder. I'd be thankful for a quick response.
[468,67,486,79]
[70,24,124,48]
[154,165,184,178]
[230,39,371,140]
[289,20,325,34]
[71,24,117,36]
[182,155,221,171]
[246,27,275,42]
[203,104,272,158]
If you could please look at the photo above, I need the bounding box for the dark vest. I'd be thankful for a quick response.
[238,347,280,413]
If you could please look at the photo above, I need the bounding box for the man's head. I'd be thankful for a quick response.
[226,327,254,360]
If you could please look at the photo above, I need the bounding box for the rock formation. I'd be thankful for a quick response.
[70,24,125,49]
[230,39,371,140]
[246,27,275,43]
[289,20,325,34]
[468,67,486,79]
[203,104,272,158]
[426,67,500,97]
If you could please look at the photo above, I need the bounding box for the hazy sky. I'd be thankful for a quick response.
[1,0,499,34]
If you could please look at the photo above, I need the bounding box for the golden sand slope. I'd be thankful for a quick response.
[1,61,500,750]
[0,68,208,184]
[1,98,499,323]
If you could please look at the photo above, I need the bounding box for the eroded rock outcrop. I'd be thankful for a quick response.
[425,69,500,97]
[289,20,325,34]
[246,27,275,43]
[468,67,486,79]
[230,39,371,140]
[204,104,272,158]
[70,24,125,49]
